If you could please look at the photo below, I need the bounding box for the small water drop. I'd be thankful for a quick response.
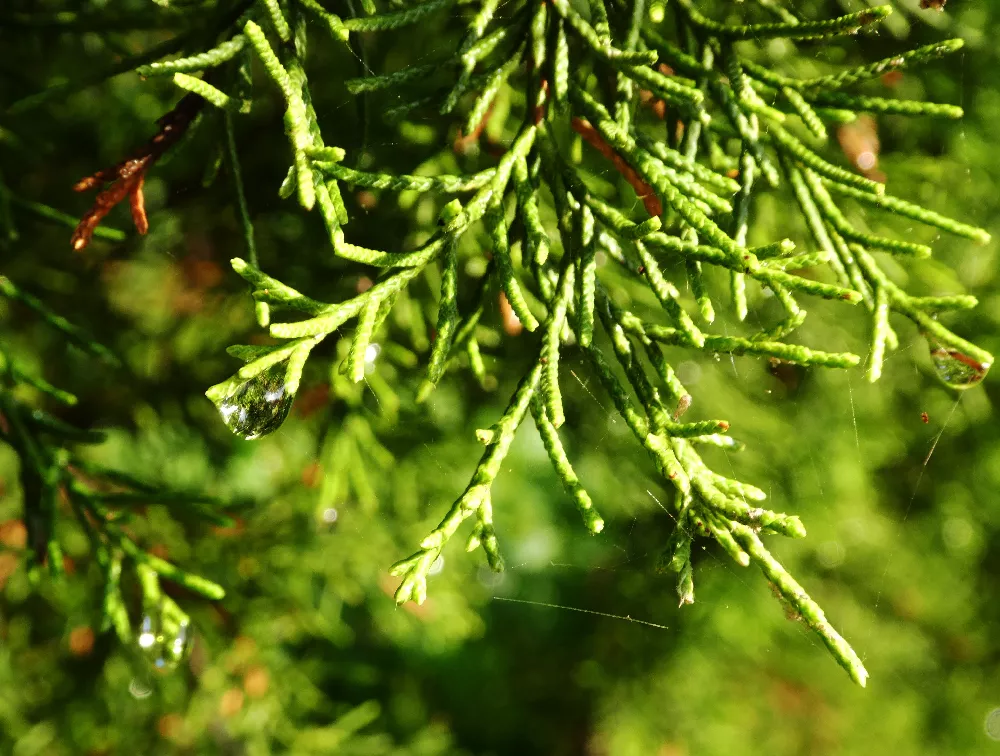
[985,707,1000,741]
[676,361,701,386]
[477,564,505,588]
[212,363,293,439]
[170,622,192,660]
[928,342,990,389]
[136,611,194,673]
[321,507,339,524]
[129,677,153,699]
[428,555,445,576]
[816,540,845,569]
[137,614,156,650]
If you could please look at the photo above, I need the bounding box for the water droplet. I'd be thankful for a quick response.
[816,540,845,569]
[428,555,445,576]
[476,565,505,588]
[675,361,701,386]
[136,611,193,673]
[212,363,293,439]
[321,507,339,524]
[985,707,1000,741]
[129,677,153,699]
[855,151,877,171]
[137,614,156,650]
[928,342,990,389]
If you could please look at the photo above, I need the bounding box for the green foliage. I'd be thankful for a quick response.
[0,275,226,632]
[1,0,999,753]
[147,0,989,685]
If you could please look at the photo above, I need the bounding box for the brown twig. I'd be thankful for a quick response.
[453,101,496,154]
[533,78,550,126]
[638,65,676,121]
[639,88,668,120]
[71,93,204,250]
[571,117,663,216]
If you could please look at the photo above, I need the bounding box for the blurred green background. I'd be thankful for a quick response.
[2,1,1000,754]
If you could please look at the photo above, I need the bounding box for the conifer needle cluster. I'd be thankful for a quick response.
[2,0,991,685]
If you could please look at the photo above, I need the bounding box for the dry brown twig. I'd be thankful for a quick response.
[571,116,664,216]
[71,93,204,250]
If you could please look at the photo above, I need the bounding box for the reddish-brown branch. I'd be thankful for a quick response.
[533,78,550,126]
[639,89,668,120]
[71,93,204,250]
[498,292,523,336]
[453,100,496,154]
[637,65,677,122]
[571,117,663,217]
